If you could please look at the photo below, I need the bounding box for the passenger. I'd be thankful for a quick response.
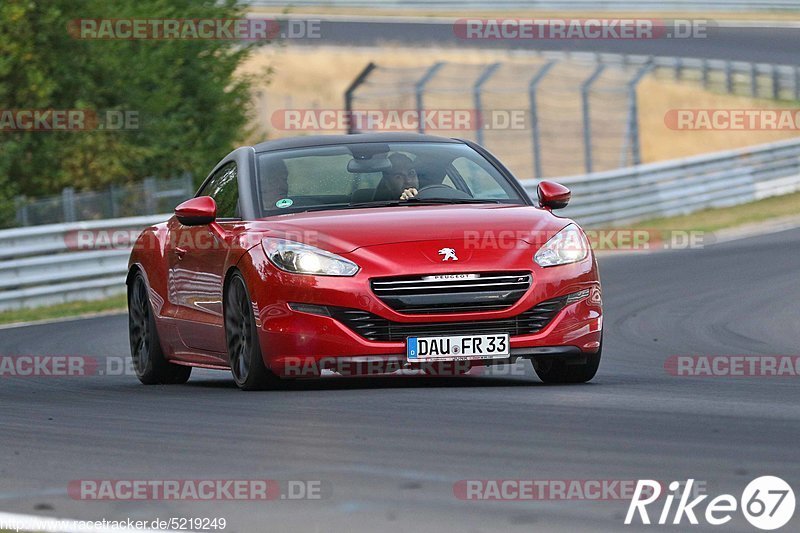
[261,158,289,208]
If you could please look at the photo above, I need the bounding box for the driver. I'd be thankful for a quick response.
[374,153,420,201]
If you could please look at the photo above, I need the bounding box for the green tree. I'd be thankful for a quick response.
[0,0,259,227]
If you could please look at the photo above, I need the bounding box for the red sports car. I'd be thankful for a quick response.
[127,133,602,390]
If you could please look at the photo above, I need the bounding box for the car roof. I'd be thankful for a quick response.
[252,133,463,153]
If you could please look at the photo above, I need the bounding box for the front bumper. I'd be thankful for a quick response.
[239,244,602,377]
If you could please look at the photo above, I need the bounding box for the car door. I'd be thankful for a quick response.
[170,162,240,355]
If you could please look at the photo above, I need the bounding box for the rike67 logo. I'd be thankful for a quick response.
[626,477,795,530]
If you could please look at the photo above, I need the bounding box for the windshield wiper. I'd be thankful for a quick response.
[404,198,504,205]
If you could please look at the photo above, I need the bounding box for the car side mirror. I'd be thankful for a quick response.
[537,181,571,210]
[175,196,216,226]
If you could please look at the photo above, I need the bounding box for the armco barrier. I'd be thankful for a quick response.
[248,0,800,11]
[1,137,799,311]
[0,215,168,311]
[522,136,800,226]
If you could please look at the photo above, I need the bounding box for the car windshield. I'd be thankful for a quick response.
[255,141,527,216]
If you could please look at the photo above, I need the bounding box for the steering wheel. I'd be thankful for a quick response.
[413,184,472,200]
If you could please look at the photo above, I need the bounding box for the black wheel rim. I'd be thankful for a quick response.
[226,277,252,384]
[129,277,150,373]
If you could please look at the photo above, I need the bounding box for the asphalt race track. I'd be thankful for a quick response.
[1,227,799,532]
[287,18,800,65]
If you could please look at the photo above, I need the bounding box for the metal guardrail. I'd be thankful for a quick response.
[1,136,799,311]
[248,0,800,10]
[0,215,168,311]
[520,136,800,226]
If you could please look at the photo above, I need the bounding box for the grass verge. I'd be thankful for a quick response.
[630,190,800,232]
[0,293,127,327]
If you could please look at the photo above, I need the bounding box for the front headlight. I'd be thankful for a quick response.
[262,238,359,276]
[534,224,590,267]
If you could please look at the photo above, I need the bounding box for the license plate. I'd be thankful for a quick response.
[407,334,510,361]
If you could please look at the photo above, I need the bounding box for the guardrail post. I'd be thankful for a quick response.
[473,62,501,146]
[143,177,156,215]
[344,62,376,134]
[415,62,444,134]
[528,60,557,180]
[581,64,606,174]
[623,62,653,167]
[62,187,76,223]
[725,61,734,94]
[751,63,759,97]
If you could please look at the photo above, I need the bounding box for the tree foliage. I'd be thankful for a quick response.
[0,0,258,225]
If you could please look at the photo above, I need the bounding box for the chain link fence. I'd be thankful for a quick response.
[345,57,652,179]
[14,174,195,227]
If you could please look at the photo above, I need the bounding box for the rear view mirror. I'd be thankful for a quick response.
[537,181,571,210]
[347,156,392,173]
[175,196,216,226]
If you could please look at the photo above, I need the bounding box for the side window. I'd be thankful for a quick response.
[199,162,239,219]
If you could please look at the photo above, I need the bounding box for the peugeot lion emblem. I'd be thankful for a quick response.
[438,248,458,261]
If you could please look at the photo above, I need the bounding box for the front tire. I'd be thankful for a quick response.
[128,271,191,385]
[532,344,602,384]
[224,272,280,391]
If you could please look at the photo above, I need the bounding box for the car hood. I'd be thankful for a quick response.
[247,204,572,254]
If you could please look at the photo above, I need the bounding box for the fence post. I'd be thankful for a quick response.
[344,62,376,134]
[528,60,557,180]
[725,61,734,94]
[143,177,156,215]
[473,62,501,146]
[415,62,445,134]
[109,184,119,218]
[795,67,800,102]
[62,187,76,223]
[184,172,195,198]
[14,196,29,227]
[751,63,759,97]
[581,64,606,175]
[772,64,781,100]
[623,62,653,168]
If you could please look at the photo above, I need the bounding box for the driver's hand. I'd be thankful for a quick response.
[400,188,418,200]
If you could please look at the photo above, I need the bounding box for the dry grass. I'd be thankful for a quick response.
[249,7,800,21]
[238,45,800,164]
[638,76,800,162]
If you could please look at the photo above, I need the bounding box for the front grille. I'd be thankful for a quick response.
[370,271,532,314]
[329,294,570,342]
